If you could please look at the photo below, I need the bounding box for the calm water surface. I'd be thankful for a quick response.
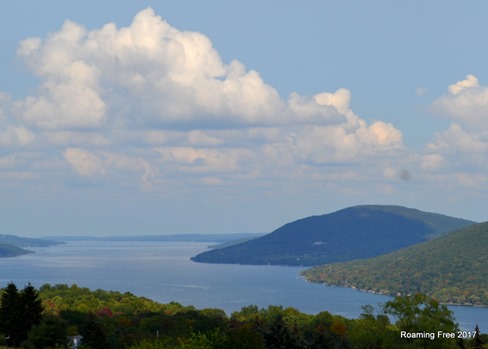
[1,241,486,331]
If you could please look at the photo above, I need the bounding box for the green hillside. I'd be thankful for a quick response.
[192,205,474,266]
[302,221,488,306]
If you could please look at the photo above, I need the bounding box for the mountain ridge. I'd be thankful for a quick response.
[191,205,475,266]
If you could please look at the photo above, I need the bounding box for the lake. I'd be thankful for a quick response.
[1,240,486,331]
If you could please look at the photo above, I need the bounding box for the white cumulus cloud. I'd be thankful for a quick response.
[422,75,488,188]
[431,74,488,130]
[14,8,345,130]
[3,7,412,196]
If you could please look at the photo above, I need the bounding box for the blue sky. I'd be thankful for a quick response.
[1,1,488,236]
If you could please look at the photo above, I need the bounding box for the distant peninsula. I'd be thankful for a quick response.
[0,234,63,258]
[191,205,475,266]
[0,243,32,257]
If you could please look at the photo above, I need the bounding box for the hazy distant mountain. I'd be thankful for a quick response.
[0,243,32,257]
[0,234,62,258]
[303,221,488,305]
[42,233,263,243]
[0,234,62,247]
[191,205,475,266]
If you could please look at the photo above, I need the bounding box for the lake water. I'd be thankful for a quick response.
[1,241,486,331]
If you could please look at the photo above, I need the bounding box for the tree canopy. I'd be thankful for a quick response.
[1,283,486,349]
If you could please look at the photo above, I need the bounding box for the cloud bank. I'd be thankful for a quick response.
[1,8,487,215]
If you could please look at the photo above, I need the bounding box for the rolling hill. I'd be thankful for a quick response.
[191,205,475,266]
[302,221,488,306]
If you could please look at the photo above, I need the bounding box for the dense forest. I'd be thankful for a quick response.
[192,205,474,266]
[303,221,488,306]
[1,283,487,349]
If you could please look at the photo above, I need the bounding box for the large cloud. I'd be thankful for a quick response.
[14,8,344,129]
[4,7,410,193]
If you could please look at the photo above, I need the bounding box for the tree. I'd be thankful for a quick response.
[28,316,68,349]
[82,314,109,349]
[349,305,397,349]
[19,283,44,341]
[0,283,44,347]
[384,293,459,349]
[471,324,486,349]
[262,313,306,349]
[0,282,21,346]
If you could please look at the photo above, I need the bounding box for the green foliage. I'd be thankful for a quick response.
[0,283,44,347]
[384,294,460,349]
[28,316,68,349]
[348,305,397,349]
[2,282,479,349]
[192,205,474,266]
[0,283,20,344]
[303,221,488,305]
[39,283,168,316]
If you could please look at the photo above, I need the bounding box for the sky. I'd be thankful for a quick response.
[1,1,488,236]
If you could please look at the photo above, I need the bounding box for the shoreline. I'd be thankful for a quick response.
[301,276,488,308]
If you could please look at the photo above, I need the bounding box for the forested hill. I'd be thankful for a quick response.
[191,205,474,266]
[302,221,488,306]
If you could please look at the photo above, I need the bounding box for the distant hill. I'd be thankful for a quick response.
[0,234,61,258]
[0,243,32,257]
[191,205,475,266]
[302,221,488,306]
[0,234,62,247]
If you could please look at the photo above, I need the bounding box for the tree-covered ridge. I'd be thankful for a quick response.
[192,205,475,266]
[354,205,474,238]
[303,221,488,306]
[2,283,486,349]
[0,244,31,258]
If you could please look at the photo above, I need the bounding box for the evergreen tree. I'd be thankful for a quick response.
[472,324,485,349]
[19,283,44,343]
[83,314,109,349]
[0,282,44,347]
[0,282,21,346]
